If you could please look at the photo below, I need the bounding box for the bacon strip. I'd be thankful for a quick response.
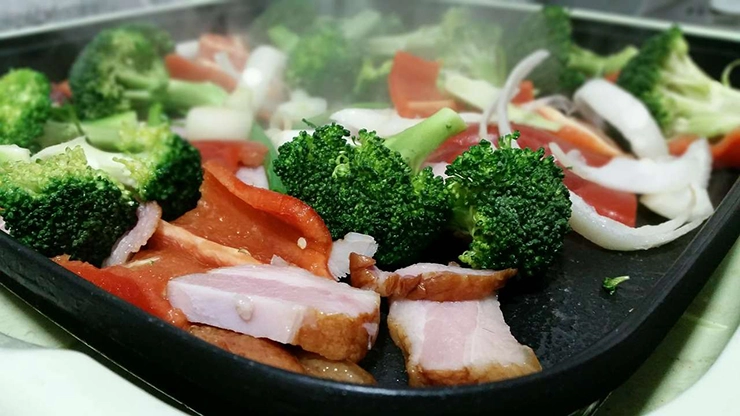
[349,254,517,301]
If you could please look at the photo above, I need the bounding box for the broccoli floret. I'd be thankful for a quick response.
[274,108,466,267]
[34,124,202,221]
[445,133,571,276]
[507,5,638,94]
[281,25,363,103]
[366,8,507,85]
[0,146,137,266]
[69,27,228,120]
[269,9,402,103]
[352,59,393,103]
[249,0,320,45]
[617,26,740,139]
[117,22,175,57]
[603,275,630,295]
[0,69,52,150]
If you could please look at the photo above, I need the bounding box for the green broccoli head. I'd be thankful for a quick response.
[70,26,227,120]
[436,8,508,85]
[114,124,203,220]
[274,123,452,267]
[34,124,202,221]
[445,133,571,276]
[249,0,320,45]
[117,22,175,56]
[617,26,740,138]
[0,69,52,151]
[70,27,168,120]
[0,147,137,266]
[284,25,363,102]
[506,5,637,94]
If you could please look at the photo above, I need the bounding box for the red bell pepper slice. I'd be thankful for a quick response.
[388,51,459,118]
[165,53,237,93]
[191,140,268,173]
[173,161,334,278]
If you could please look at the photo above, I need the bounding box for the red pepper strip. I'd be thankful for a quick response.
[388,51,459,118]
[173,161,334,278]
[196,33,249,72]
[425,124,638,227]
[668,130,740,169]
[165,53,237,93]
[53,254,192,328]
[191,140,268,173]
[511,80,535,104]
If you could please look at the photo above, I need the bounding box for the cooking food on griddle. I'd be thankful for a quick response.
[0,1,735,387]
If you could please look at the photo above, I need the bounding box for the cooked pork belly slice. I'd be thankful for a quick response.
[168,264,381,362]
[349,254,517,301]
[295,350,377,385]
[387,296,541,387]
[188,325,305,374]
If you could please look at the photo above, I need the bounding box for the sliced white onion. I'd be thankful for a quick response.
[103,202,162,267]
[330,108,421,137]
[482,49,550,142]
[239,46,288,112]
[269,90,328,130]
[185,106,252,141]
[520,95,575,115]
[574,79,668,159]
[640,185,714,221]
[0,216,7,234]
[235,166,269,189]
[423,162,450,179]
[550,139,710,194]
[328,233,378,280]
[174,40,199,60]
[213,51,241,80]
[639,137,714,220]
[569,191,707,251]
[265,128,312,153]
[0,145,31,163]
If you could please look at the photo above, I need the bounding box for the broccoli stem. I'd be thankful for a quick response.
[660,50,740,138]
[569,45,639,77]
[164,79,229,113]
[384,107,467,173]
[249,124,286,193]
[39,111,138,150]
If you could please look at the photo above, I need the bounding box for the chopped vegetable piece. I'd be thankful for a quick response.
[34,124,203,221]
[173,161,333,277]
[426,124,638,227]
[507,5,638,94]
[669,128,740,169]
[53,255,189,327]
[249,124,286,193]
[511,80,535,104]
[389,51,459,118]
[165,53,238,92]
[0,147,137,266]
[274,109,466,267]
[602,276,630,295]
[191,140,268,173]
[617,26,740,139]
[446,132,572,276]
[367,8,508,85]
[69,25,229,120]
[0,69,51,150]
[196,34,249,71]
